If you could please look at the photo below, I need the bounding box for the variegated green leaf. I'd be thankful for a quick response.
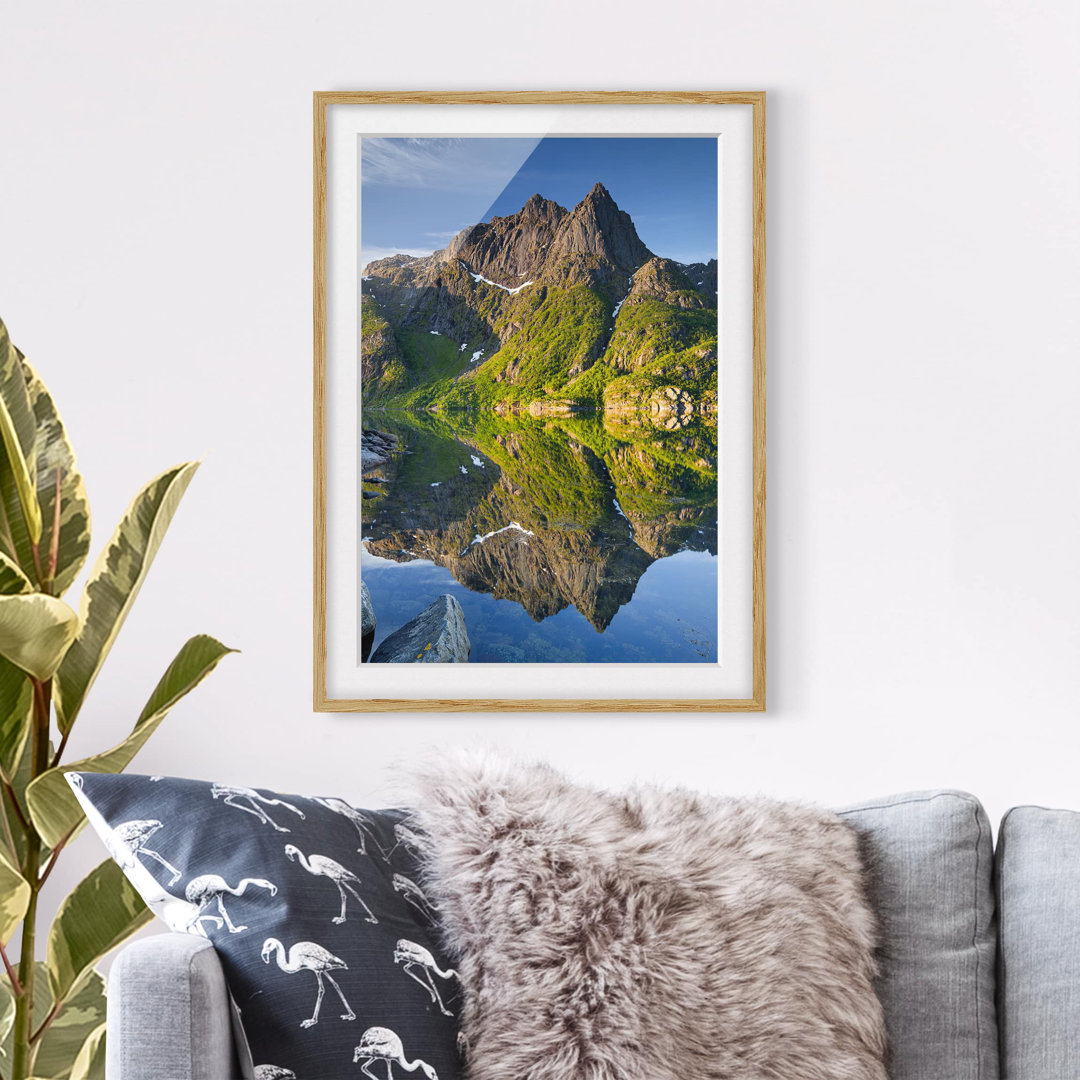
[47,859,151,1004]
[0,551,32,596]
[22,362,91,598]
[0,321,38,478]
[1,732,31,868]
[0,979,13,1058]
[0,843,29,946]
[0,593,78,681]
[0,783,26,867]
[33,970,106,1080]
[0,322,42,552]
[0,339,90,593]
[68,1022,106,1080]
[0,324,41,581]
[0,654,32,782]
[0,465,33,587]
[27,635,235,847]
[2,729,52,870]
[55,462,199,734]
[0,395,42,547]
[132,634,237,727]
[0,961,50,1065]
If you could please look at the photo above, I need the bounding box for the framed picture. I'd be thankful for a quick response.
[314,91,765,712]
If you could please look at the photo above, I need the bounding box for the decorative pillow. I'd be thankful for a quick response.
[70,772,462,1080]
[411,753,888,1080]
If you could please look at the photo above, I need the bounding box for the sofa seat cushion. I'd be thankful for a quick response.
[839,790,999,1080]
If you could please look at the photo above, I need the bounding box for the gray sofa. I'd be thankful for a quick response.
[105,791,1078,1079]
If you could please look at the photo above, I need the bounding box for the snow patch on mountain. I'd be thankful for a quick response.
[460,261,534,295]
[469,522,534,548]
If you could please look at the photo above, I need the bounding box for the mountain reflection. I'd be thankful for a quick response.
[361,410,717,633]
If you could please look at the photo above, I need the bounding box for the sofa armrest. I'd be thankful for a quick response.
[107,933,241,1080]
[996,805,1080,1079]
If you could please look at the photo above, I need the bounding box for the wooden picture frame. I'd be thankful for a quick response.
[314,91,765,712]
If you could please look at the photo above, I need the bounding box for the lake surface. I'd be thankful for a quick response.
[360,409,718,663]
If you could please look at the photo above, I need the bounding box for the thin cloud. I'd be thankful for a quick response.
[362,138,465,188]
[361,137,541,192]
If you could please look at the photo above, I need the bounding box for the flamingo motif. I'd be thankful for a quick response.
[312,797,388,857]
[392,874,437,921]
[284,845,377,925]
[393,939,458,1016]
[261,938,355,1028]
[384,823,427,862]
[158,895,224,938]
[353,1027,438,1080]
[253,1068,296,1080]
[107,820,182,885]
[184,874,277,934]
[211,784,305,832]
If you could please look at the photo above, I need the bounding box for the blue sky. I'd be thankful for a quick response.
[360,136,718,266]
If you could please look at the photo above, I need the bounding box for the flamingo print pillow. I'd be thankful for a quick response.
[69,772,462,1080]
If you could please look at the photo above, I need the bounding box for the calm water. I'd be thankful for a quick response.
[360,409,718,663]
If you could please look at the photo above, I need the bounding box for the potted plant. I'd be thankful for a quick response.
[0,317,234,1080]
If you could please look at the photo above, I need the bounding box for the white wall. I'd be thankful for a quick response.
[2,0,1078,938]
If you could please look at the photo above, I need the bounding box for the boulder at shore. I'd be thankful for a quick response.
[370,594,470,663]
[361,429,398,474]
[361,580,376,637]
[360,580,376,662]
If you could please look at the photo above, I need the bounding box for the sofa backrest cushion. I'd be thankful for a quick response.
[839,790,999,1080]
[995,804,1080,1079]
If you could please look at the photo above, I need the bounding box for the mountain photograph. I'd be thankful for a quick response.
[359,137,720,663]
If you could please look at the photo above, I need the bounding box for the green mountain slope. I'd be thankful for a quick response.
[361,183,717,417]
[362,408,717,629]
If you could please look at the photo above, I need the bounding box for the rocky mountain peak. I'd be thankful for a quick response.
[369,182,695,314]
[627,256,711,309]
[521,192,565,222]
[443,193,568,283]
[551,182,652,274]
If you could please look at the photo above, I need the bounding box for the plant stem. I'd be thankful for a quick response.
[37,832,71,887]
[10,679,50,1080]
[0,940,21,996]
[29,999,59,1045]
[0,776,29,836]
[10,841,39,1080]
[49,729,68,770]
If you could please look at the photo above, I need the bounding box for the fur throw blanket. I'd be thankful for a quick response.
[411,754,887,1080]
